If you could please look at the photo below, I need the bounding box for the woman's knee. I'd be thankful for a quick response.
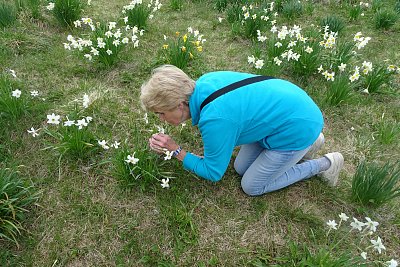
[233,158,246,176]
[241,178,263,196]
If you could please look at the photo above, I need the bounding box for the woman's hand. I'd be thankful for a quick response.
[149,133,180,154]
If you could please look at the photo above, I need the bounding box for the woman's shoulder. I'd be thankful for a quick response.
[197,71,254,85]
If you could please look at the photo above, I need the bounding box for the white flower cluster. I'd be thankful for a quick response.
[241,4,271,22]
[11,88,40,98]
[387,64,400,74]
[64,17,143,61]
[46,113,93,130]
[249,25,306,70]
[247,55,264,69]
[187,27,207,44]
[122,0,162,18]
[326,213,398,266]
[319,25,337,49]
[354,32,371,50]
[98,140,121,150]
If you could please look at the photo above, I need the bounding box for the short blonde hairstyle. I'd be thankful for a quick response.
[140,65,195,112]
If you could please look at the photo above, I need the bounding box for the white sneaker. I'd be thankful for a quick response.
[318,152,344,187]
[303,133,325,160]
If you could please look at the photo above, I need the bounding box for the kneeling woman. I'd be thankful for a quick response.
[140,65,344,196]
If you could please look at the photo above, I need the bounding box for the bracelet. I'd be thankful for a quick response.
[172,146,182,157]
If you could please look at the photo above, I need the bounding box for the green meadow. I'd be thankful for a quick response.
[1,0,399,266]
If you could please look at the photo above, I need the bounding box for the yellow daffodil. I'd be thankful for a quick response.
[181,46,186,52]
[183,34,188,43]
[197,46,203,52]
[163,44,169,49]
[175,31,180,37]
[189,52,193,59]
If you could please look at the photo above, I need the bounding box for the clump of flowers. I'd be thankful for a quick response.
[64,18,143,66]
[114,146,175,191]
[122,0,162,29]
[0,72,41,122]
[240,3,275,38]
[161,27,206,69]
[40,96,99,162]
[247,22,398,105]
[323,213,398,266]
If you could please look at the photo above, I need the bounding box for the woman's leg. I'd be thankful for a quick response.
[240,149,321,196]
[234,143,265,176]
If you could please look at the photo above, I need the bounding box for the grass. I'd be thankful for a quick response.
[0,0,399,265]
[351,161,400,207]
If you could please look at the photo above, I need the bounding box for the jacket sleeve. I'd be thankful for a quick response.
[183,117,240,182]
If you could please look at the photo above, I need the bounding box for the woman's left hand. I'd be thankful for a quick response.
[149,133,179,153]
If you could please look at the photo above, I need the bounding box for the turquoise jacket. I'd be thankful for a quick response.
[183,71,324,182]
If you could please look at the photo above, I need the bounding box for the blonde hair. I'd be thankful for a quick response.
[140,65,195,112]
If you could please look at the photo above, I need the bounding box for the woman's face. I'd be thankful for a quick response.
[155,107,183,126]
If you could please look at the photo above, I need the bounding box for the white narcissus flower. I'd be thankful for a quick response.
[156,126,165,134]
[122,37,129,44]
[27,127,39,137]
[370,237,386,254]
[105,31,113,38]
[339,213,349,221]
[305,46,313,53]
[364,217,379,232]
[12,89,22,98]
[255,59,264,69]
[274,57,282,66]
[218,17,223,23]
[114,30,122,39]
[362,88,369,94]
[90,47,99,56]
[84,54,92,61]
[326,220,338,230]
[83,94,90,108]
[113,39,120,47]
[108,22,117,30]
[350,217,365,231]
[30,90,39,97]
[106,49,113,55]
[111,141,120,149]
[326,72,335,81]
[8,69,17,78]
[317,65,324,73]
[85,116,93,123]
[47,113,61,125]
[63,117,75,127]
[360,252,367,260]
[161,178,170,188]
[247,55,256,64]
[125,153,139,164]
[76,118,88,129]
[386,259,398,267]
[73,20,82,28]
[338,63,347,72]
[98,140,110,150]
[46,2,55,10]
[164,150,173,160]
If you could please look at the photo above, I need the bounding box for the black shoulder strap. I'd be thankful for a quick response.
[199,75,275,112]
